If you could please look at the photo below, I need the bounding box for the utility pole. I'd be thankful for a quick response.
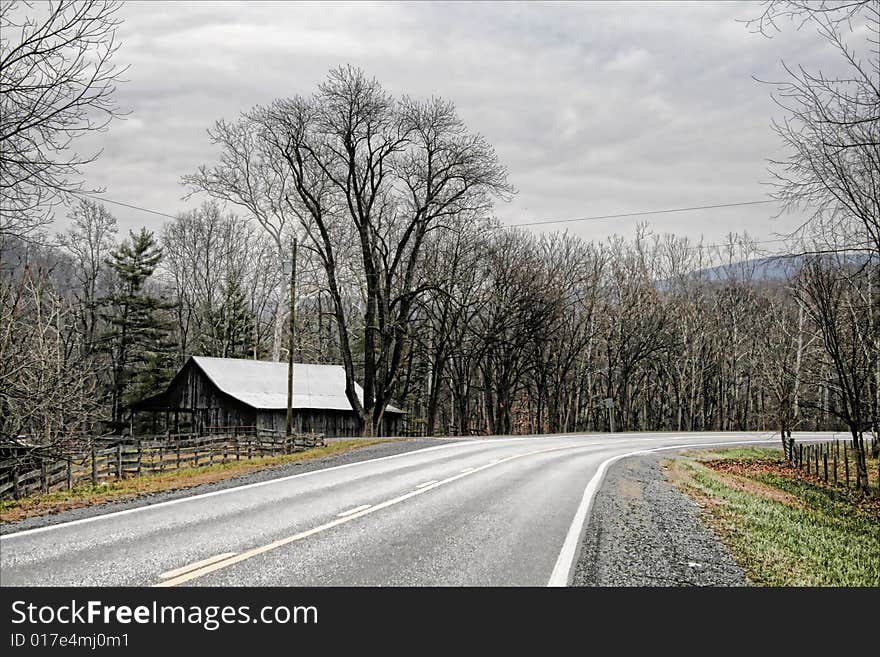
[286,237,298,437]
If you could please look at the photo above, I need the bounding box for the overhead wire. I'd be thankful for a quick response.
[73,191,833,254]
[506,199,778,227]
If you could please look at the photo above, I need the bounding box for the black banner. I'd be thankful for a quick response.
[0,587,871,652]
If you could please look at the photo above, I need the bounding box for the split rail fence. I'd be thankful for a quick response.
[0,429,324,500]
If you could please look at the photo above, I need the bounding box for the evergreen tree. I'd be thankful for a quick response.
[100,228,172,431]
[216,274,255,359]
[196,273,256,359]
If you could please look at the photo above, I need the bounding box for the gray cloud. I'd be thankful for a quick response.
[60,0,837,248]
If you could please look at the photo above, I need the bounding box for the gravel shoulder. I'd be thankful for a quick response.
[571,453,750,587]
[0,437,460,535]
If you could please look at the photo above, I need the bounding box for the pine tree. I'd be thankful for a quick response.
[100,228,172,431]
[216,274,255,359]
[197,273,256,359]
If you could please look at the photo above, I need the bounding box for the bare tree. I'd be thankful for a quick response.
[600,232,672,432]
[159,202,282,363]
[0,255,105,451]
[58,198,117,354]
[0,0,128,240]
[476,229,556,435]
[745,0,880,254]
[794,253,877,488]
[757,287,811,444]
[182,116,298,361]
[201,66,514,437]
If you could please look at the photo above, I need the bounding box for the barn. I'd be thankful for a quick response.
[130,356,405,437]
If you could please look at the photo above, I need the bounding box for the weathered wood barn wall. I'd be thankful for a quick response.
[131,356,404,437]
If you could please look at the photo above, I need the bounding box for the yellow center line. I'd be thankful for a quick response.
[154,443,594,587]
[158,552,238,580]
[336,504,372,517]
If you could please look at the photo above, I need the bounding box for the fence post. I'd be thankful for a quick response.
[833,443,838,485]
[862,443,868,491]
[176,443,181,469]
[91,443,97,486]
[235,437,240,461]
[66,459,72,491]
[137,441,142,475]
[40,460,48,494]
[844,443,849,488]
[823,449,828,482]
[116,445,122,479]
[13,469,20,500]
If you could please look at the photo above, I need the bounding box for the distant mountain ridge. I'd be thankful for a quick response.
[690,252,877,284]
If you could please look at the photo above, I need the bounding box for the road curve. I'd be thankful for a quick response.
[0,431,834,587]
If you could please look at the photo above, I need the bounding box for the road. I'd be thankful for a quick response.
[0,431,834,587]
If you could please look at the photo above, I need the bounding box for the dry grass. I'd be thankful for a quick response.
[0,439,396,523]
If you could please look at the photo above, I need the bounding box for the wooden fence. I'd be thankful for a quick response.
[783,435,879,494]
[0,430,324,500]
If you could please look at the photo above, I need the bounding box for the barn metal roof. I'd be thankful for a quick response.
[191,356,404,414]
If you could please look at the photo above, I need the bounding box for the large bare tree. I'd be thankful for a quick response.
[0,0,128,240]
[193,66,513,436]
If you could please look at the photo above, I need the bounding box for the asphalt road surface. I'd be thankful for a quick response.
[0,431,834,587]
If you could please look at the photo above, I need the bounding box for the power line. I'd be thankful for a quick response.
[73,191,793,251]
[79,191,778,229]
[74,191,180,220]
[507,199,778,228]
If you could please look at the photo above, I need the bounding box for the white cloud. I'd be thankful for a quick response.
[52,0,837,247]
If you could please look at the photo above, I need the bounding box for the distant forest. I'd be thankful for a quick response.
[2,198,876,448]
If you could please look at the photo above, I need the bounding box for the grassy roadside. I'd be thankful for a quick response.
[0,438,396,524]
[665,447,880,587]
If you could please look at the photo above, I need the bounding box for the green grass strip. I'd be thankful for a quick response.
[679,460,879,587]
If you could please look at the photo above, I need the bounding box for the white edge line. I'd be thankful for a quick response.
[546,437,789,587]
[415,480,439,489]
[336,504,372,517]
[159,551,238,580]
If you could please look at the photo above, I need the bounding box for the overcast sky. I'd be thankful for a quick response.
[62,0,842,250]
